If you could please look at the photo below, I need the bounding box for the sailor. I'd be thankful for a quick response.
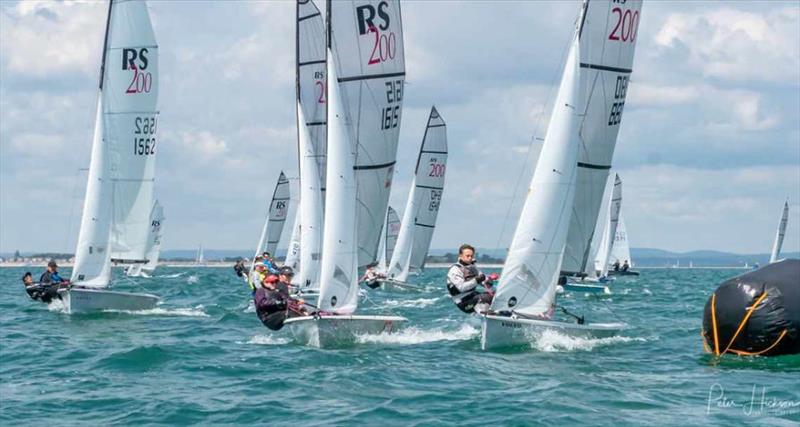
[233,259,249,278]
[613,260,621,272]
[248,262,268,293]
[622,260,630,272]
[359,262,386,289]
[253,267,307,331]
[262,252,279,274]
[446,244,497,314]
[22,271,43,301]
[39,260,65,287]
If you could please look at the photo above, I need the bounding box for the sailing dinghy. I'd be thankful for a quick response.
[563,174,622,294]
[481,0,641,350]
[606,215,638,276]
[283,0,407,347]
[59,0,161,313]
[377,107,448,290]
[768,199,789,264]
[126,200,164,278]
[250,171,290,268]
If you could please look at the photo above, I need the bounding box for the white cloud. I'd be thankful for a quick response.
[0,1,105,77]
[654,7,800,83]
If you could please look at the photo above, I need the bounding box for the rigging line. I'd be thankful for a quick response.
[492,29,575,254]
[64,167,84,254]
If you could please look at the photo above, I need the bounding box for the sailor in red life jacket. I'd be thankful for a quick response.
[253,267,308,331]
[446,244,498,314]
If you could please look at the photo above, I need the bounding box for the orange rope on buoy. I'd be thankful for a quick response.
[701,330,712,354]
[721,291,769,355]
[729,329,789,356]
[710,293,720,356]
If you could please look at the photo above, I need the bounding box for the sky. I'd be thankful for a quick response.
[1,0,798,256]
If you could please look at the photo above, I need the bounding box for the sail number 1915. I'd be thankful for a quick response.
[133,116,157,155]
[381,79,402,130]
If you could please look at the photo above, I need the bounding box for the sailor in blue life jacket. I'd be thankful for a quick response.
[253,266,308,331]
[29,261,67,303]
[261,252,279,274]
[446,244,498,314]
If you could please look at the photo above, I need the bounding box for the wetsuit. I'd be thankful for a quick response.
[254,286,289,330]
[254,281,304,330]
[446,261,493,313]
[33,271,62,303]
[363,269,382,289]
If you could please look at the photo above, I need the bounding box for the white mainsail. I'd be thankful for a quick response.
[253,172,290,260]
[318,52,359,314]
[387,107,448,280]
[561,0,643,276]
[329,0,406,268]
[383,206,401,268]
[599,174,622,277]
[127,199,163,277]
[284,216,301,271]
[293,0,327,288]
[769,200,789,264]
[72,0,159,286]
[609,214,632,266]
[490,33,582,317]
[590,176,613,273]
[107,0,160,265]
[406,107,447,274]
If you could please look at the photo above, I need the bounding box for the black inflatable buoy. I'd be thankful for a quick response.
[703,259,800,356]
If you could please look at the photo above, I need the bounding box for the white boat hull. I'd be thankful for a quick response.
[374,279,422,291]
[58,287,160,314]
[480,314,626,350]
[283,314,407,348]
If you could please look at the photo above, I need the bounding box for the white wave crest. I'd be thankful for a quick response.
[186,275,200,284]
[157,272,186,278]
[356,324,479,345]
[243,302,255,313]
[246,334,291,345]
[104,305,209,317]
[47,299,66,313]
[380,297,440,309]
[532,329,644,352]
[643,288,652,295]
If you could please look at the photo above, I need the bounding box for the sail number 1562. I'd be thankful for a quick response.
[133,116,157,155]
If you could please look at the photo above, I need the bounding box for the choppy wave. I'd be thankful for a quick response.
[531,329,645,352]
[246,334,291,345]
[157,272,186,278]
[104,305,209,317]
[380,297,440,309]
[356,324,479,345]
[46,299,66,313]
[186,275,200,284]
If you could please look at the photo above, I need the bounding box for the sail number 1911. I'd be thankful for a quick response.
[133,116,157,155]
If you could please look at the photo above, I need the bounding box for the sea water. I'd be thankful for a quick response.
[1,267,798,425]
